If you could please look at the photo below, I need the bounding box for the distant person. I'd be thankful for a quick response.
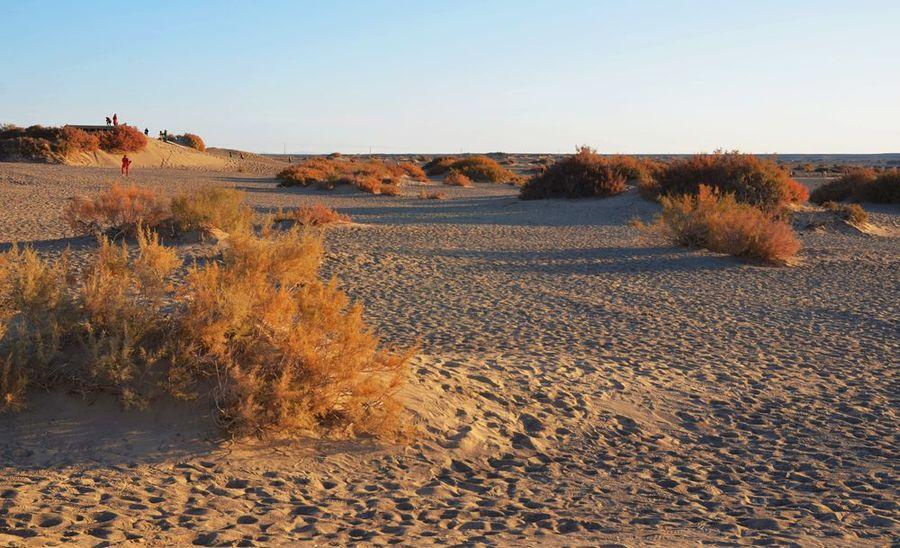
[144,128,149,136]
[105,116,112,126]
[113,113,118,126]
[121,154,132,176]
[162,129,168,142]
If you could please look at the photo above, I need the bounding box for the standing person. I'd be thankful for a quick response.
[113,113,118,126]
[121,154,132,176]
[105,116,112,126]
[144,128,149,136]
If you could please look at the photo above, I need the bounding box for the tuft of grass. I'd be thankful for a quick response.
[278,157,422,193]
[398,162,427,182]
[379,183,401,196]
[650,150,808,208]
[443,170,473,187]
[810,168,900,204]
[177,133,206,152]
[64,182,170,237]
[638,185,800,264]
[170,186,252,234]
[280,204,351,226]
[418,191,446,200]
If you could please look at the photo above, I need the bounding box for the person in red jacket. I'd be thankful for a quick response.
[121,154,132,176]
[112,113,118,126]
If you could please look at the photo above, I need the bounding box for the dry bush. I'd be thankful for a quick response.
[422,156,457,176]
[640,185,800,264]
[423,156,517,183]
[652,150,808,208]
[379,183,401,196]
[810,168,900,204]
[398,162,427,181]
[822,201,869,225]
[281,204,351,226]
[58,126,100,155]
[169,186,252,234]
[0,125,104,162]
[418,191,446,200]
[173,228,410,438]
[278,157,419,193]
[520,146,631,199]
[444,170,473,187]
[178,133,206,152]
[65,182,170,237]
[98,126,148,152]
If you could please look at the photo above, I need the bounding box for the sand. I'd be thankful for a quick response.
[0,161,898,545]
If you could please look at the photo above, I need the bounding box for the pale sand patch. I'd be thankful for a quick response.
[0,161,897,545]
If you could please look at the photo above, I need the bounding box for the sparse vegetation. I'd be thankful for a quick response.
[822,201,869,225]
[280,204,351,226]
[177,133,206,152]
[423,155,518,183]
[398,162,427,182]
[418,191,446,200]
[0,125,101,162]
[64,182,170,237]
[810,168,900,204]
[277,156,421,193]
[444,170,473,187]
[649,150,808,208]
[636,185,800,264]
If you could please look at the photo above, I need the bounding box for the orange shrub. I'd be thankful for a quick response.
[58,127,100,155]
[278,157,418,194]
[283,204,351,226]
[98,126,148,152]
[653,151,807,208]
[423,155,517,182]
[0,125,102,161]
[178,133,206,152]
[520,146,631,199]
[418,191,446,200]
[444,170,473,187]
[398,162,427,181]
[64,182,170,237]
[642,185,800,264]
[810,168,900,204]
[379,183,401,196]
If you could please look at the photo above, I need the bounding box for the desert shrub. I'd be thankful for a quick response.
[0,125,105,161]
[651,151,807,208]
[520,146,631,199]
[12,137,54,160]
[423,155,517,183]
[280,204,351,226]
[638,185,800,264]
[822,201,869,225]
[169,186,252,234]
[172,228,410,437]
[398,162,427,181]
[422,157,456,176]
[0,230,179,408]
[178,133,206,152]
[444,170,473,187]
[278,157,419,193]
[98,126,148,152]
[64,182,170,237]
[58,127,100,155]
[811,168,900,204]
[379,183,401,196]
[327,152,342,159]
[418,191,446,200]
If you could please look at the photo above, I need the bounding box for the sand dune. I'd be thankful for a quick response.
[0,162,897,545]
[63,138,230,170]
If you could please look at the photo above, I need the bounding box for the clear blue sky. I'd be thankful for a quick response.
[2,1,898,154]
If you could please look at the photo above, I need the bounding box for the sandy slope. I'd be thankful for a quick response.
[63,139,231,170]
[0,163,898,546]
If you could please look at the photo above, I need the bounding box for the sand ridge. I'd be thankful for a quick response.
[0,162,897,545]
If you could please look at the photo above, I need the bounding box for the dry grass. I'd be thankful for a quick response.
[379,183,401,196]
[0,125,100,162]
[822,201,869,225]
[169,186,252,234]
[173,228,411,438]
[1,224,412,438]
[650,150,808,208]
[637,185,800,264]
[398,162,427,182]
[280,204,351,226]
[98,126,148,153]
[418,191,446,200]
[520,146,634,200]
[64,182,170,237]
[443,170,473,187]
[178,133,206,152]
[810,168,900,204]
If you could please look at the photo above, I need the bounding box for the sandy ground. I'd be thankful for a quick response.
[0,162,898,546]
